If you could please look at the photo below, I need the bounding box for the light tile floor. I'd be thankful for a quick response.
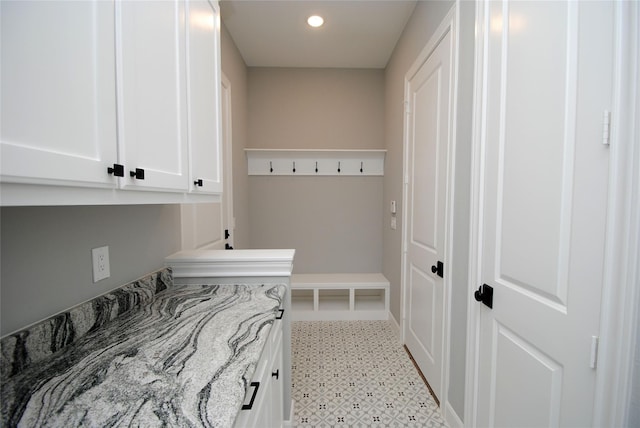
[292,321,449,427]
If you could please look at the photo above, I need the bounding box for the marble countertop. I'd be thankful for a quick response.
[1,281,286,427]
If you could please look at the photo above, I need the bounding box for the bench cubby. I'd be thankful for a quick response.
[291,273,389,321]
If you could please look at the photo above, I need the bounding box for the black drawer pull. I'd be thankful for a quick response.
[272,369,279,380]
[276,309,284,320]
[242,381,260,410]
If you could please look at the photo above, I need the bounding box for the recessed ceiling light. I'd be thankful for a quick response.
[307,15,324,28]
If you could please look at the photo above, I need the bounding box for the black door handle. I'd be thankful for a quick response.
[474,284,493,309]
[431,261,443,278]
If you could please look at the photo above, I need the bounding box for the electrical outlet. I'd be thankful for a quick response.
[92,246,110,282]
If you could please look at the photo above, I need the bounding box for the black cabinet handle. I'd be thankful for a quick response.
[107,164,124,177]
[241,382,260,410]
[272,369,279,380]
[194,179,203,187]
[276,308,284,320]
[130,168,145,180]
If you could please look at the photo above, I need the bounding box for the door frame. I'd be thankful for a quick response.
[400,3,459,412]
[464,1,640,425]
[221,71,235,248]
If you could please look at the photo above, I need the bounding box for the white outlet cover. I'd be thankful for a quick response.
[92,246,110,282]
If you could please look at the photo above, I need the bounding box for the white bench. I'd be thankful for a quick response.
[291,273,390,321]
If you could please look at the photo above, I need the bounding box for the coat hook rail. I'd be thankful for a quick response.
[246,149,386,176]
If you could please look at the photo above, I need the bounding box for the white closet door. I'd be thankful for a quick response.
[472,1,614,426]
[404,27,453,401]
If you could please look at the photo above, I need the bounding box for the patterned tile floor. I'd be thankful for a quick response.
[292,321,449,427]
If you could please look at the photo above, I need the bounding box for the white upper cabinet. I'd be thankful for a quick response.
[186,0,223,194]
[0,0,222,205]
[116,0,189,192]
[0,1,118,188]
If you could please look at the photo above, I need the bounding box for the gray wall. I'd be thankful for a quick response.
[246,68,385,273]
[249,177,383,273]
[0,205,182,336]
[383,0,473,419]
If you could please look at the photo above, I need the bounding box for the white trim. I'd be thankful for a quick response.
[593,2,640,425]
[444,401,464,428]
[221,72,235,248]
[165,249,296,278]
[283,399,295,427]
[400,3,458,409]
[388,310,402,344]
[464,0,490,424]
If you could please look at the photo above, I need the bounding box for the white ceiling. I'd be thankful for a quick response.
[219,1,418,69]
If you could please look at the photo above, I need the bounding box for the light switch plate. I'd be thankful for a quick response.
[92,246,110,282]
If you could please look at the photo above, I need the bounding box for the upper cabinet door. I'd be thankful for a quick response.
[0,1,118,187]
[116,0,189,192]
[186,0,223,194]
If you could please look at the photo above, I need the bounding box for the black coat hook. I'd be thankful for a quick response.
[360,161,363,173]
[315,161,318,173]
[338,161,341,173]
[293,161,296,173]
[270,161,273,173]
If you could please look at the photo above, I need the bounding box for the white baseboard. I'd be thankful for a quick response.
[283,399,295,427]
[444,401,463,428]
[388,311,402,344]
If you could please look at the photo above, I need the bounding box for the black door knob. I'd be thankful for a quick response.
[474,284,493,309]
[431,261,444,278]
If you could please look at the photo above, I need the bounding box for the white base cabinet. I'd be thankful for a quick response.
[234,305,284,428]
[165,249,295,426]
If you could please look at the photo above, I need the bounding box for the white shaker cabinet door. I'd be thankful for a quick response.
[186,0,223,194]
[0,1,118,188]
[115,0,189,192]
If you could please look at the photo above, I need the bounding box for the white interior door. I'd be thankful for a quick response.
[403,25,453,402]
[471,1,615,426]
